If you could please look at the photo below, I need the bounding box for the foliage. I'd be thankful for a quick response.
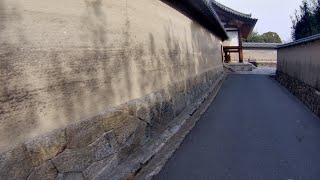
[291,0,320,40]
[244,31,282,43]
[260,32,283,43]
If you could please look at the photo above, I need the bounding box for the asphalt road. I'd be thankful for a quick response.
[155,74,320,180]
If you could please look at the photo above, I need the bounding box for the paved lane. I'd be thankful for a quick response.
[155,74,320,180]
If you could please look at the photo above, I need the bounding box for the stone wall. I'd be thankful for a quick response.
[0,0,223,150]
[275,72,320,117]
[276,37,320,118]
[0,69,224,179]
[0,0,225,179]
[277,39,320,91]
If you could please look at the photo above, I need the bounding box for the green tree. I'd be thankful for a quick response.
[315,0,320,31]
[245,31,264,42]
[260,32,282,43]
[292,0,320,40]
[244,31,282,43]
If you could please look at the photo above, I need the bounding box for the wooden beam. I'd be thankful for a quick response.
[225,50,239,53]
[223,46,241,50]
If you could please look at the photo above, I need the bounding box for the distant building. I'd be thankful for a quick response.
[242,42,280,65]
[211,0,257,63]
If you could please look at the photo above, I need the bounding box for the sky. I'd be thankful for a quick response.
[216,0,303,42]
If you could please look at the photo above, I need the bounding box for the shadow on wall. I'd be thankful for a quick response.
[0,0,222,150]
[0,1,38,147]
[0,0,114,148]
[32,0,114,137]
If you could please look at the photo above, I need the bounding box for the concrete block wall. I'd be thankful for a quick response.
[0,0,225,178]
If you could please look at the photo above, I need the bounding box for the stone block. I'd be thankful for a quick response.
[173,93,186,116]
[195,74,203,85]
[52,131,118,173]
[55,173,84,180]
[150,102,161,122]
[147,102,166,135]
[66,105,133,149]
[55,173,64,180]
[116,120,153,162]
[132,121,149,146]
[159,101,175,125]
[83,154,118,179]
[157,89,169,104]
[116,100,137,117]
[0,144,33,179]
[52,148,93,173]
[26,129,66,166]
[178,81,187,94]
[27,160,58,180]
[90,131,118,161]
[137,106,153,124]
[66,115,106,149]
[113,115,140,146]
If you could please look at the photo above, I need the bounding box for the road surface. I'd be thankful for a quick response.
[155,74,320,180]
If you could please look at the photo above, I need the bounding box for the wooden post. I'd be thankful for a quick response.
[221,45,224,62]
[224,51,228,63]
[238,30,243,63]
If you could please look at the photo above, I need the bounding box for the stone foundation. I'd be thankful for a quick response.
[0,69,224,180]
[224,63,254,72]
[275,71,320,117]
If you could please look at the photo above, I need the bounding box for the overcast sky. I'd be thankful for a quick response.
[216,0,303,42]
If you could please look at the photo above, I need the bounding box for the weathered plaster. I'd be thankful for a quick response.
[277,40,320,91]
[0,0,223,149]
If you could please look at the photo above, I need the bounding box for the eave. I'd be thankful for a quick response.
[211,0,257,39]
[161,0,229,41]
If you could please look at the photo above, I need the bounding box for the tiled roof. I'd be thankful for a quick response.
[168,0,228,40]
[211,0,257,20]
[194,0,228,38]
[277,33,320,49]
[243,42,281,49]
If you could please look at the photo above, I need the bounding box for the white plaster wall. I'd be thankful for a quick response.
[223,31,239,47]
[243,49,277,63]
[0,0,223,149]
[230,48,277,63]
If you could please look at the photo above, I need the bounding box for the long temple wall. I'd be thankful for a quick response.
[243,49,277,64]
[0,0,224,178]
[230,49,277,64]
[276,39,320,117]
[277,40,320,90]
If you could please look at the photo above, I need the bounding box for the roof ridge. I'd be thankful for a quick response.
[211,0,254,19]
[277,33,320,49]
[243,42,281,44]
[243,42,281,48]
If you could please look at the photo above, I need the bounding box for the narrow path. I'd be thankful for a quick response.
[155,74,320,180]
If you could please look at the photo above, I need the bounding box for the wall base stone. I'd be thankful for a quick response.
[27,160,58,180]
[0,69,225,179]
[275,71,320,117]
